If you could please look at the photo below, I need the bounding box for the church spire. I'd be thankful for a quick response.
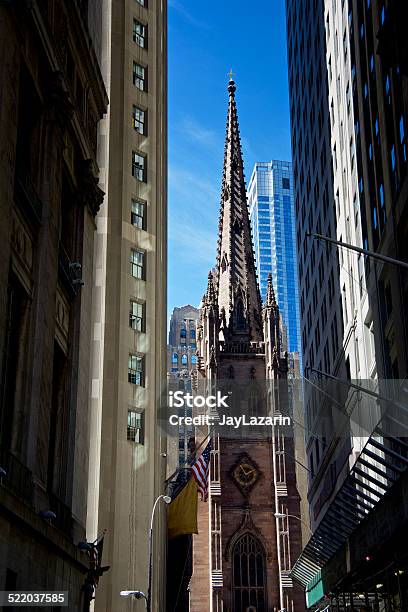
[215,77,263,343]
[205,271,216,305]
[265,273,277,309]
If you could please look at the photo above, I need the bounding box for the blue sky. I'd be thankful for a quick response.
[168,0,292,315]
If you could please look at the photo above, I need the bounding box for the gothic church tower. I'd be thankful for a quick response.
[190,78,305,612]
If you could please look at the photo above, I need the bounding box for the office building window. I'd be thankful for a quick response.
[132,105,146,134]
[132,151,146,181]
[172,352,178,364]
[135,0,145,5]
[133,19,146,47]
[127,410,144,443]
[130,300,145,331]
[400,116,407,161]
[133,62,146,91]
[128,354,144,386]
[131,198,146,229]
[391,145,396,172]
[130,248,145,279]
[379,184,385,207]
[385,75,391,104]
[2,272,30,436]
[282,177,290,190]
[181,354,188,366]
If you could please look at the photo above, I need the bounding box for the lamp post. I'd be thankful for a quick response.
[306,232,408,270]
[120,494,171,610]
[274,512,313,612]
[147,495,171,611]
[274,512,313,536]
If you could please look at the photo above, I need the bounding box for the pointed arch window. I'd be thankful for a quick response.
[221,254,228,274]
[232,533,266,611]
[235,298,246,330]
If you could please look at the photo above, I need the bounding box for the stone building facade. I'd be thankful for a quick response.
[189,79,305,612]
[0,0,107,608]
[167,305,200,479]
[86,0,168,610]
[168,304,200,377]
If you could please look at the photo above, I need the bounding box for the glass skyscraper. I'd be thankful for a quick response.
[248,160,301,354]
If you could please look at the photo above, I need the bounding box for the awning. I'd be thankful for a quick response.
[291,414,408,589]
[305,570,324,608]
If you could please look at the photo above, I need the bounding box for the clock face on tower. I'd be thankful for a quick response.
[231,455,260,495]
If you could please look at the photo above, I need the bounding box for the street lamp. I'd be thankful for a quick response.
[307,232,408,270]
[147,495,171,612]
[275,512,314,612]
[120,494,171,611]
[120,591,147,603]
[274,512,313,536]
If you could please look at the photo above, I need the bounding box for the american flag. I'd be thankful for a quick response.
[191,440,212,501]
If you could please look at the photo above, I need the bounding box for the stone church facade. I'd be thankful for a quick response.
[189,79,305,612]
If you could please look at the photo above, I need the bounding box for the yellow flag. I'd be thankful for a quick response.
[167,478,198,539]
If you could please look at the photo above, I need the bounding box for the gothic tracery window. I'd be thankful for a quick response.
[232,533,266,612]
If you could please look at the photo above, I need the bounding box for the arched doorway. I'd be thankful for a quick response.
[232,533,266,611]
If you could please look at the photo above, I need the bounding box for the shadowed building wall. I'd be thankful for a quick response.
[0,1,107,608]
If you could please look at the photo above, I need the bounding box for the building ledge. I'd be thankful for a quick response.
[0,485,88,572]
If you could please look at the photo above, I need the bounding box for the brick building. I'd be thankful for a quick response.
[188,78,306,612]
[0,0,107,608]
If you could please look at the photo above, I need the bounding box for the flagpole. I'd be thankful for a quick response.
[164,430,213,485]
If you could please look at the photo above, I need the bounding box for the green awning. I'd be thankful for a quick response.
[306,570,324,608]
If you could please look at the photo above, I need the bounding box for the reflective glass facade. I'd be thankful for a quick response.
[248,161,301,354]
